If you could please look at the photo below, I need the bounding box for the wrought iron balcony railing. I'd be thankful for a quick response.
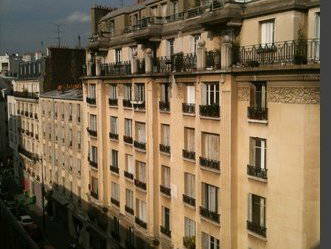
[159,101,170,112]
[160,144,170,154]
[124,171,134,180]
[247,165,268,180]
[183,194,196,207]
[101,62,131,76]
[247,107,268,120]
[160,185,171,196]
[200,206,220,223]
[123,99,132,108]
[182,103,195,114]
[134,178,147,190]
[125,205,134,215]
[86,97,96,105]
[110,165,119,174]
[199,104,220,118]
[88,158,98,169]
[87,128,97,137]
[111,198,120,207]
[183,149,196,161]
[123,135,133,144]
[160,225,171,238]
[172,53,197,72]
[90,191,98,199]
[206,50,221,69]
[247,220,267,237]
[134,140,146,151]
[133,101,145,110]
[108,98,118,106]
[235,39,320,67]
[109,132,119,140]
[199,157,220,171]
[135,217,147,229]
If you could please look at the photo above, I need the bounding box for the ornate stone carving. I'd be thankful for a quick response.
[267,87,320,104]
[238,87,250,101]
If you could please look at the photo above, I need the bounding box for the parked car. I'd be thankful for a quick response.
[18,215,34,226]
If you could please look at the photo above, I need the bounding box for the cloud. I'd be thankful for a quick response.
[64,11,89,24]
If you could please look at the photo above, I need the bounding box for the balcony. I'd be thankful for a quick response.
[134,141,146,151]
[160,185,171,197]
[111,198,120,207]
[247,220,267,238]
[247,165,267,180]
[160,226,171,238]
[199,104,220,118]
[135,217,147,229]
[235,39,320,67]
[86,97,96,105]
[160,144,170,154]
[13,91,38,99]
[172,53,197,73]
[88,158,98,169]
[109,98,118,107]
[100,62,131,76]
[123,99,132,108]
[109,132,119,140]
[183,149,196,161]
[200,206,220,223]
[87,128,97,137]
[125,205,134,215]
[159,101,170,112]
[110,165,119,174]
[124,171,134,180]
[183,236,196,249]
[199,157,220,171]
[123,135,133,144]
[247,107,268,121]
[133,101,145,111]
[183,194,196,207]
[134,179,146,191]
[206,50,221,69]
[182,103,195,114]
[90,191,98,199]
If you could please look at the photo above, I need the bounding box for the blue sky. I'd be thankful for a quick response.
[0,0,134,54]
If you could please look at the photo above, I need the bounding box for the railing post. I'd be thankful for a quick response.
[87,61,92,76]
[145,48,153,73]
[95,58,101,76]
[221,35,232,70]
[131,51,138,74]
[197,40,206,70]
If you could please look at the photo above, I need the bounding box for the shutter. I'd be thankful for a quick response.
[249,137,256,166]
[202,232,209,249]
[250,84,256,107]
[261,22,267,45]
[248,193,252,222]
[187,85,195,104]
[260,197,265,227]
[261,139,266,169]
[261,84,266,108]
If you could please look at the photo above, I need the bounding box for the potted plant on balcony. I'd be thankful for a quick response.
[293,28,307,65]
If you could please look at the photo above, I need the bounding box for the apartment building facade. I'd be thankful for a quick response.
[81,0,320,249]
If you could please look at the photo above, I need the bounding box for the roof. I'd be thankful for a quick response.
[40,88,83,101]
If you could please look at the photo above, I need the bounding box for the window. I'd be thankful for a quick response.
[126,154,134,174]
[184,217,196,238]
[201,133,220,161]
[162,206,170,230]
[161,124,170,146]
[250,82,266,109]
[110,116,118,135]
[124,84,132,100]
[109,84,117,100]
[135,122,146,143]
[111,182,120,201]
[90,146,98,163]
[166,39,174,58]
[249,137,267,169]
[89,114,97,131]
[160,83,170,103]
[91,177,98,196]
[134,83,145,102]
[115,49,121,64]
[186,85,195,104]
[191,34,201,55]
[248,194,266,234]
[184,173,195,198]
[201,183,218,213]
[125,119,132,137]
[315,12,320,39]
[111,150,118,168]
[202,83,219,105]
[88,84,96,99]
[136,161,146,183]
[136,199,147,222]
[260,20,274,45]
[161,166,170,188]
[201,233,220,249]
[184,128,195,152]
[126,189,134,209]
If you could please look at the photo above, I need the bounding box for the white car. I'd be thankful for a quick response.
[18,215,34,226]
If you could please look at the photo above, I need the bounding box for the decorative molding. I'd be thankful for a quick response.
[267,87,320,104]
[238,87,250,101]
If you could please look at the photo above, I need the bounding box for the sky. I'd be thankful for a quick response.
[0,0,134,55]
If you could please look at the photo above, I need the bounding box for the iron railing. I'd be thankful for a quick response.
[182,103,195,114]
[123,135,133,144]
[123,99,133,108]
[183,194,196,207]
[247,165,268,179]
[111,198,120,207]
[173,53,197,72]
[134,178,147,190]
[135,217,147,229]
[199,157,220,171]
[124,171,134,180]
[110,165,119,174]
[87,128,97,137]
[160,185,171,196]
[134,140,146,150]
[108,98,118,106]
[88,158,98,169]
[200,206,220,223]
[101,61,131,76]
[159,101,170,112]
[206,50,221,69]
[160,225,171,238]
[109,132,119,140]
[247,220,267,237]
[125,205,134,215]
[199,104,220,118]
[160,144,171,154]
[183,149,196,161]
[86,97,96,105]
[247,107,268,120]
